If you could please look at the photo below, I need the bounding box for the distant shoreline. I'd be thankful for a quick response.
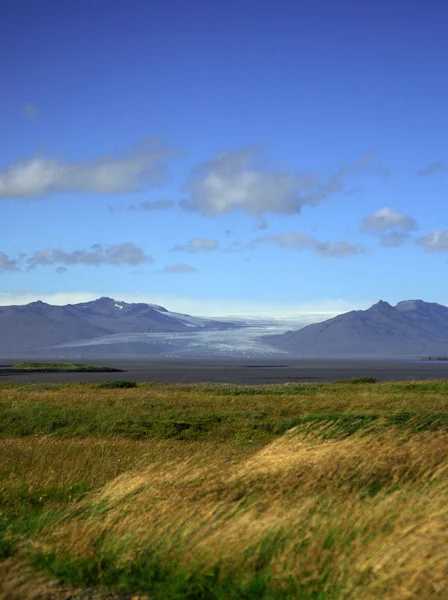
[0,361,124,374]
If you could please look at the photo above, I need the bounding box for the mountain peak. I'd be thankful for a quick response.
[369,300,395,311]
[96,296,118,304]
[27,300,50,308]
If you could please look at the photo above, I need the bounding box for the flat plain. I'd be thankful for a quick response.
[0,376,447,599]
[1,357,448,385]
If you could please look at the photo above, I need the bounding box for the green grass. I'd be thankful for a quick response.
[1,381,447,443]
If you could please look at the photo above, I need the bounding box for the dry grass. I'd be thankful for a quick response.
[1,380,447,598]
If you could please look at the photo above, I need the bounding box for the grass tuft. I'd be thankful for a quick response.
[94,380,138,389]
[333,376,377,384]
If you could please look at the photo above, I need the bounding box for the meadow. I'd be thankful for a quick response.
[0,379,447,598]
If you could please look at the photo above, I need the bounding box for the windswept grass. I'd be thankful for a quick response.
[0,379,447,598]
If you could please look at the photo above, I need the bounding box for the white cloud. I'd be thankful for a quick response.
[181,147,387,217]
[417,161,445,177]
[161,263,197,274]
[171,237,219,253]
[22,103,38,119]
[0,138,173,199]
[27,243,152,268]
[417,230,448,252]
[362,207,417,233]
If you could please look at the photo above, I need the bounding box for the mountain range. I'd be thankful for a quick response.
[0,297,241,356]
[264,300,448,357]
[0,297,447,358]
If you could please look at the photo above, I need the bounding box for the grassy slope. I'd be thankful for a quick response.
[0,380,447,599]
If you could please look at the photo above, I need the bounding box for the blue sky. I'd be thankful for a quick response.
[1,0,447,317]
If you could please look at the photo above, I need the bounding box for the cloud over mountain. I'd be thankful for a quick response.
[181,148,386,217]
[0,138,173,199]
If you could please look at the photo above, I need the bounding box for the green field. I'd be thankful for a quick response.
[0,379,447,598]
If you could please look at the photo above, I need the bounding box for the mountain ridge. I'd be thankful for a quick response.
[1,297,447,358]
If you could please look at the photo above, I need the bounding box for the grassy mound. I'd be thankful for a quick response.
[7,362,122,372]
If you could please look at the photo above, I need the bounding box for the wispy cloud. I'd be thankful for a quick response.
[55,266,68,275]
[251,232,364,258]
[21,103,38,119]
[361,207,417,247]
[128,199,176,211]
[27,243,152,269]
[161,263,197,274]
[313,240,365,258]
[417,230,448,252]
[379,233,410,248]
[181,147,387,217]
[224,241,247,253]
[417,161,445,177]
[254,218,269,231]
[171,237,219,253]
[272,233,364,257]
[0,251,20,272]
[0,138,174,199]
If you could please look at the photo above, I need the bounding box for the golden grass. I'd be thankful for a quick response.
[0,437,238,493]
[33,426,448,599]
